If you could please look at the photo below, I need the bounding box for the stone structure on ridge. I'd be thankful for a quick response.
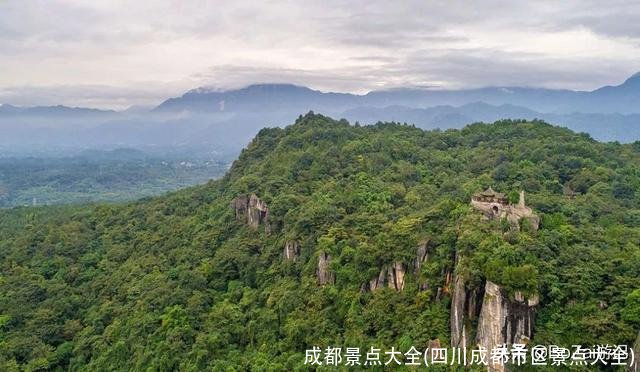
[471,187,539,230]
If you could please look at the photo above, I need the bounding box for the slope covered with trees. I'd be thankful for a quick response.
[0,113,639,370]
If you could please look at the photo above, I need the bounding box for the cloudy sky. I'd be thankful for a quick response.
[2,0,640,109]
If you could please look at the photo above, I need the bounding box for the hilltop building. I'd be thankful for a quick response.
[471,187,539,230]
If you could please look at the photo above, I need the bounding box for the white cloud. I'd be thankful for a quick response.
[1,0,640,108]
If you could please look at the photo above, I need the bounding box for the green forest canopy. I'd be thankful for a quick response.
[0,113,639,370]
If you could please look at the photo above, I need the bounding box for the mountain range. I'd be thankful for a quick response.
[1,73,640,156]
[154,72,640,115]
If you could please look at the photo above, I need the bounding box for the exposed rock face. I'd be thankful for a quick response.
[563,183,577,199]
[476,282,507,372]
[414,241,429,273]
[363,262,406,292]
[435,269,452,301]
[247,194,269,229]
[443,270,452,293]
[368,268,387,291]
[283,240,300,261]
[414,242,430,291]
[598,300,608,309]
[387,262,406,291]
[476,281,538,372]
[428,339,441,349]
[364,242,427,293]
[450,275,469,348]
[230,193,271,232]
[450,275,485,348]
[317,252,335,285]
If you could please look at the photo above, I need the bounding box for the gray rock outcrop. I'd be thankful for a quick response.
[507,192,540,230]
[428,339,441,349]
[435,268,452,301]
[368,268,387,291]
[476,281,539,372]
[230,193,271,232]
[450,274,484,348]
[317,251,335,285]
[451,274,469,348]
[414,241,429,273]
[388,262,406,291]
[283,240,300,261]
[414,242,430,290]
[363,262,406,292]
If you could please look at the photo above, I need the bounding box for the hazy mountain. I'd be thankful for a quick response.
[154,73,640,115]
[342,102,640,142]
[584,72,640,113]
[1,74,639,157]
[155,83,358,114]
[0,104,119,119]
[342,102,540,128]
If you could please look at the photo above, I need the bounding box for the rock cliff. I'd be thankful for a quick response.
[435,268,452,301]
[230,193,271,232]
[450,274,484,348]
[507,192,540,230]
[317,251,335,285]
[366,268,387,291]
[476,281,539,372]
[362,262,406,292]
[283,240,300,261]
[414,241,429,273]
[450,274,469,348]
[387,262,406,291]
[414,242,430,291]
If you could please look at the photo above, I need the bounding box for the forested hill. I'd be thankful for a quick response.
[1,113,639,370]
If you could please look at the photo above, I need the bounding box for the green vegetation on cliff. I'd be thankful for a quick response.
[0,113,639,370]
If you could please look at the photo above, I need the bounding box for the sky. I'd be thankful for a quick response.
[2,0,640,109]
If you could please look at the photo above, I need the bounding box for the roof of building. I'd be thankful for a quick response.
[475,187,506,199]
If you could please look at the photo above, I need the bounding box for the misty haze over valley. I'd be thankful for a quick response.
[2,72,640,161]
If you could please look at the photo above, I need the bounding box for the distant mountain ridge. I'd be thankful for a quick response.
[342,102,540,127]
[155,83,358,113]
[342,102,640,142]
[0,104,118,118]
[1,74,639,155]
[153,73,640,115]
[4,73,640,116]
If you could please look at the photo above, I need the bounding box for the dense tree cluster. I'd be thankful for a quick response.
[0,113,638,370]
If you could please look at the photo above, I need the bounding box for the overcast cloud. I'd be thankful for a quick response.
[1,0,640,109]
